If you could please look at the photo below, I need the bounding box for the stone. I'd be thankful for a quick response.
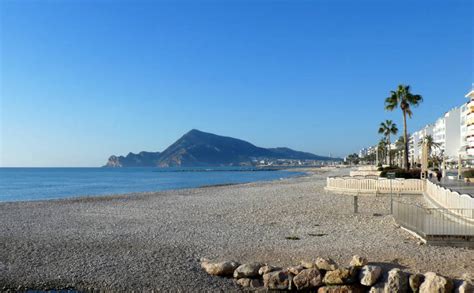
[258,265,280,275]
[349,255,368,267]
[323,268,357,285]
[293,268,323,290]
[419,272,453,293]
[368,285,384,293]
[233,263,264,279]
[235,278,263,288]
[385,268,408,293]
[200,260,240,276]
[263,270,290,290]
[235,278,251,287]
[409,273,424,292]
[288,265,305,275]
[316,257,339,271]
[455,279,473,293]
[318,285,366,293]
[301,260,316,269]
[359,265,382,286]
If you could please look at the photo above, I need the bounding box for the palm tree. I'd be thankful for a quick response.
[418,135,441,157]
[377,139,387,165]
[385,85,423,170]
[395,136,405,167]
[378,120,398,166]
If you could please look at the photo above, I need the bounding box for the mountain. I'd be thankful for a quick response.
[104,129,338,167]
[105,151,161,167]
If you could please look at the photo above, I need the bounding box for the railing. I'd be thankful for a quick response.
[393,201,474,239]
[425,180,474,221]
[325,177,425,195]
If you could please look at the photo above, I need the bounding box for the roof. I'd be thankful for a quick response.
[466,90,474,98]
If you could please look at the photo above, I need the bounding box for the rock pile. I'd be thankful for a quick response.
[201,255,473,292]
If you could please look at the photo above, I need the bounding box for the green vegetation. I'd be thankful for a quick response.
[462,169,474,178]
[377,139,387,165]
[384,85,423,171]
[379,166,421,179]
[418,135,441,155]
[345,153,360,165]
[378,120,398,166]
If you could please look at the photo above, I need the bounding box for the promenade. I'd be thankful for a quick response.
[434,178,474,198]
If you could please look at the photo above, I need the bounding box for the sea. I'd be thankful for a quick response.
[0,167,303,202]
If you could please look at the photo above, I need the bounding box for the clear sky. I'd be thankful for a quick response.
[1,0,472,167]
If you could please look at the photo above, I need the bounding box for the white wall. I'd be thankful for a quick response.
[444,107,461,159]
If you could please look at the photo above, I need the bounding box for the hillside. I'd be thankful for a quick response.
[104,129,338,167]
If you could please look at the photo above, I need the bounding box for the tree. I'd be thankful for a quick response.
[394,136,405,167]
[377,139,387,165]
[363,153,376,165]
[430,150,445,169]
[385,85,423,170]
[346,153,360,165]
[418,135,441,158]
[378,120,398,166]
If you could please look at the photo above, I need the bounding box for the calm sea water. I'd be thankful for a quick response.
[0,167,302,202]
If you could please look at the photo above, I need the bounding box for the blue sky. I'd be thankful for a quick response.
[1,0,472,167]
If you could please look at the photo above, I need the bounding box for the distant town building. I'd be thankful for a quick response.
[359,86,474,165]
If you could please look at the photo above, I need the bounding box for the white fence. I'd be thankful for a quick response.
[325,176,474,221]
[325,177,425,195]
[349,170,382,177]
[425,180,474,220]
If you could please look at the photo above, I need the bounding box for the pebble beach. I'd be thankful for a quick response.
[0,168,472,291]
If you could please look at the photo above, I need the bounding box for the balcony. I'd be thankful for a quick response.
[468,148,474,156]
[468,100,474,109]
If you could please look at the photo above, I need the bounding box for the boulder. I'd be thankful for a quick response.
[234,263,264,279]
[349,255,368,268]
[409,273,424,292]
[259,265,280,275]
[385,268,408,293]
[263,270,290,290]
[200,260,240,276]
[293,268,323,290]
[301,260,316,269]
[455,279,473,293]
[359,265,382,286]
[323,268,357,285]
[288,265,305,275]
[419,272,453,293]
[316,257,339,271]
[235,278,263,288]
[318,285,366,293]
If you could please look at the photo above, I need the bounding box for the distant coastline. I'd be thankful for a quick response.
[104,129,341,168]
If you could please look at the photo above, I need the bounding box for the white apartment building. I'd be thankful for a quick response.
[432,107,461,159]
[460,102,469,157]
[409,124,434,164]
[466,89,474,157]
[400,86,474,165]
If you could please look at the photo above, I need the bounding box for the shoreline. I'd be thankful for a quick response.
[0,168,315,205]
[1,167,471,291]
